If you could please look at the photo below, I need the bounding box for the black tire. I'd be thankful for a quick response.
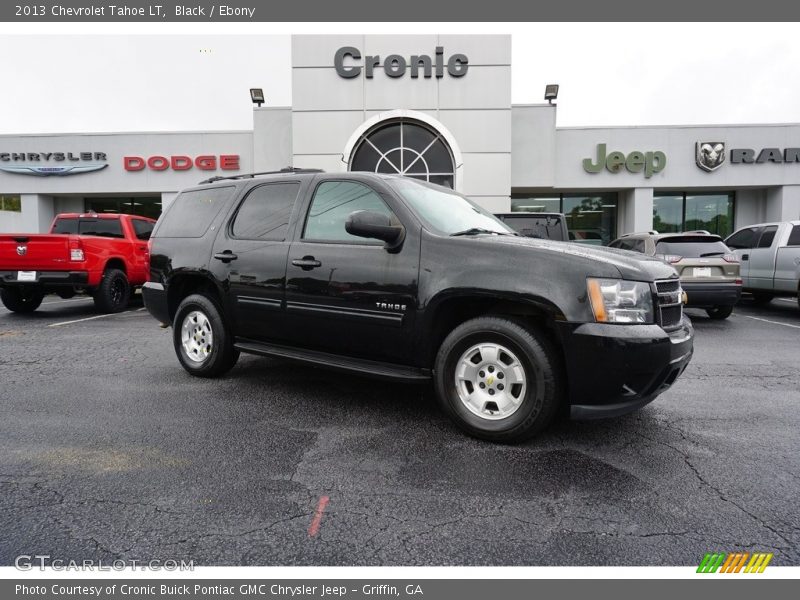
[706,306,733,320]
[93,268,130,313]
[173,293,239,378]
[0,287,44,313]
[434,316,562,443]
[750,292,774,306]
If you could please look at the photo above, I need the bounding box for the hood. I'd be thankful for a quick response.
[467,235,679,282]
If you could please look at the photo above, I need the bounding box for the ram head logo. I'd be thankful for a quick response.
[696,142,726,172]
[16,245,27,256]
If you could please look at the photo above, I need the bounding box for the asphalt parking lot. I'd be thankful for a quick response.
[0,295,798,566]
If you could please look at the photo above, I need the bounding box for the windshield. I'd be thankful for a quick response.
[655,238,729,257]
[390,178,513,236]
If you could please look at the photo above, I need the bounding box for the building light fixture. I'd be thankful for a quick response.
[544,84,559,104]
[250,88,265,107]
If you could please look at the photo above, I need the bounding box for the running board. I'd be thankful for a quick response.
[234,339,431,384]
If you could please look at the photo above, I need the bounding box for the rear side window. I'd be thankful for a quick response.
[78,219,124,239]
[52,218,78,234]
[725,227,757,249]
[788,225,800,246]
[156,186,235,238]
[655,238,729,257]
[231,182,300,241]
[132,219,155,241]
[303,181,394,243]
[756,225,778,249]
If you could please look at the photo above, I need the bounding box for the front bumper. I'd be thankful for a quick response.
[681,281,742,308]
[0,270,89,287]
[557,316,694,420]
[142,281,170,325]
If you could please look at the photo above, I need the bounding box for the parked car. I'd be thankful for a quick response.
[725,221,800,308]
[494,212,569,241]
[0,213,155,313]
[609,231,741,319]
[143,169,693,443]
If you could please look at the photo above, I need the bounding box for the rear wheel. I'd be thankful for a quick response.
[93,268,130,313]
[706,306,733,320]
[750,292,774,306]
[173,293,239,378]
[0,287,44,313]
[434,316,562,443]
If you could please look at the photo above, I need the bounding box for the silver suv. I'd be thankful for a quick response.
[609,231,742,319]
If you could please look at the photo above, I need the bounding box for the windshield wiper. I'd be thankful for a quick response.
[450,228,514,237]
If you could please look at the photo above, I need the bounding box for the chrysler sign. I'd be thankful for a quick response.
[0,151,108,176]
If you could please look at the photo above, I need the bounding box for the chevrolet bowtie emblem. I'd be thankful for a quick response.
[487,375,495,385]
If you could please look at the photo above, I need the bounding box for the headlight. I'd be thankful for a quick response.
[587,278,654,324]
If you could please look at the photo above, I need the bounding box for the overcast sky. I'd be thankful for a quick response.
[2,23,800,134]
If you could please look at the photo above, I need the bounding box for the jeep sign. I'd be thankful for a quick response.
[583,144,667,178]
[334,46,469,79]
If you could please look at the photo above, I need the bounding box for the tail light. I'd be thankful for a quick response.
[68,237,84,262]
[723,254,738,263]
[655,253,682,264]
[735,278,743,285]
[147,239,155,282]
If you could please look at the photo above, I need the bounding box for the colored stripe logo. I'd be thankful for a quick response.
[697,552,773,573]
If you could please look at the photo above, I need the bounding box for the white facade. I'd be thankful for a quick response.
[1,34,800,237]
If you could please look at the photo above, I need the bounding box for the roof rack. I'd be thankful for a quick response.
[621,230,658,237]
[198,167,324,185]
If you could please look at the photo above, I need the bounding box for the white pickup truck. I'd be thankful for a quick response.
[725,221,800,308]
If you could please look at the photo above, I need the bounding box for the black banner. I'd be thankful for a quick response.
[1,0,799,22]
[3,579,798,600]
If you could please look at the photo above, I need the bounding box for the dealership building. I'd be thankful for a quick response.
[2,34,800,244]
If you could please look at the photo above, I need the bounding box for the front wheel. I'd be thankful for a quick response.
[173,294,239,378]
[0,287,44,313]
[434,316,562,443]
[706,306,734,320]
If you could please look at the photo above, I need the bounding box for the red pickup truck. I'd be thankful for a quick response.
[0,213,156,314]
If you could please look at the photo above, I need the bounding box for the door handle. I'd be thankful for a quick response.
[292,256,322,270]
[741,254,749,261]
[213,251,238,263]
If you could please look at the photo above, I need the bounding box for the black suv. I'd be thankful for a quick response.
[143,169,693,442]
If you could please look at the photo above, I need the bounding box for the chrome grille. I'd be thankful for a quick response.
[655,279,683,329]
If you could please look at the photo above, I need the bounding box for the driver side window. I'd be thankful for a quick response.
[303,181,394,243]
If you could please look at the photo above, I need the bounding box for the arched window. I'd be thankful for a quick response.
[349,119,456,188]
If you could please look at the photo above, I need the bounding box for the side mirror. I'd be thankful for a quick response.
[345,210,405,251]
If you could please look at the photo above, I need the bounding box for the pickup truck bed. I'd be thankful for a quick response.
[726,220,800,307]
